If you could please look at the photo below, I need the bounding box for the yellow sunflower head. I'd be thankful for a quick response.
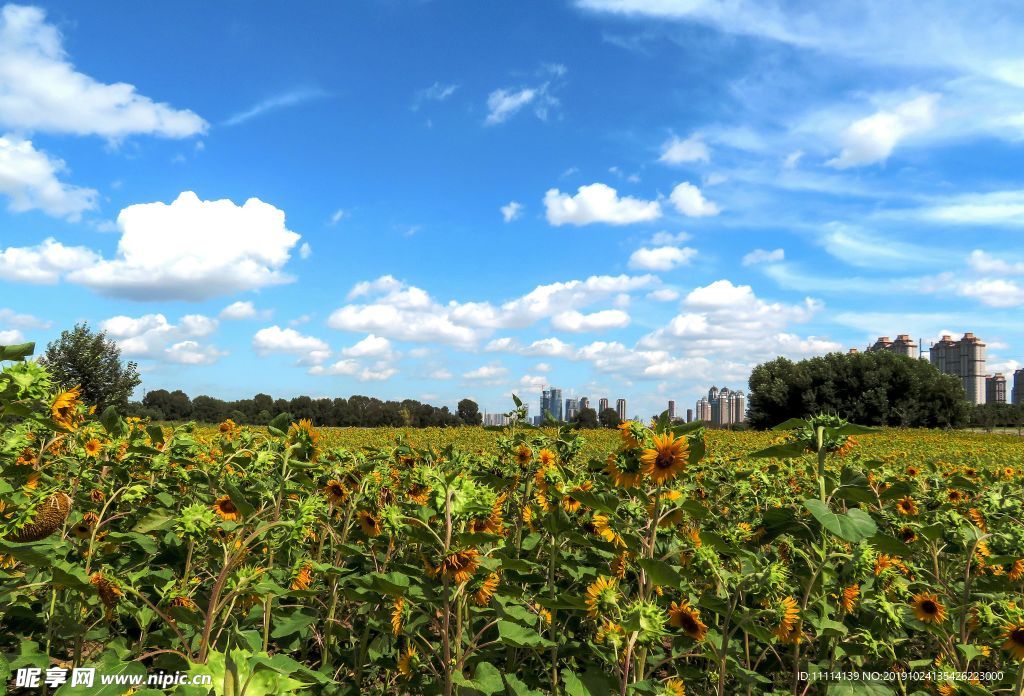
[584,575,619,618]
[358,510,382,537]
[895,496,918,516]
[910,592,946,624]
[84,438,102,457]
[324,479,348,505]
[213,495,240,521]
[51,386,82,430]
[1002,623,1024,660]
[639,432,689,485]
[668,600,707,641]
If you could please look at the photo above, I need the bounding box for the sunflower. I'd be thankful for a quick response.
[51,387,82,430]
[213,495,240,521]
[595,620,625,646]
[286,419,320,461]
[538,448,556,466]
[1002,623,1024,660]
[910,592,946,624]
[905,464,920,477]
[391,596,405,635]
[611,551,630,579]
[895,496,919,516]
[605,454,643,488]
[84,439,102,457]
[968,508,986,532]
[169,595,198,611]
[639,432,689,485]
[774,596,800,642]
[323,479,348,505]
[873,554,907,576]
[71,512,100,540]
[839,584,859,613]
[617,422,639,449]
[947,489,964,504]
[358,510,382,537]
[662,678,686,696]
[897,526,918,544]
[290,561,314,591]
[592,513,626,548]
[429,549,480,584]
[514,445,533,466]
[90,572,124,613]
[668,601,707,641]
[1009,559,1024,582]
[397,645,418,677]
[584,576,618,618]
[474,572,500,606]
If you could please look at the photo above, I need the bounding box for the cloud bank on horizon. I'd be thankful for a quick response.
[1,1,1023,416]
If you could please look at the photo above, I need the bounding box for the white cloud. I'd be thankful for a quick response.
[0,328,23,343]
[299,242,312,259]
[0,308,50,329]
[501,201,523,222]
[0,135,97,219]
[414,82,458,109]
[66,191,301,300]
[647,288,680,302]
[252,326,330,365]
[650,231,691,245]
[340,334,393,358]
[544,183,661,226]
[330,209,346,224]
[0,237,99,283]
[659,134,710,164]
[907,190,1024,226]
[782,151,804,169]
[101,313,225,365]
[224,87,326,127]
[485,336,576,358]
[485,87,537,124]
[668,182,720,217]
[967,250,1024,275]
[0,5,206,138]
[742,248,785,266]
[552,309,631,332]
[430,368,453,380]
[828,94,938,168]
[957,279,1024,307]
[219,301,270,321]
[464,364,508,381]
[628,245,697,271]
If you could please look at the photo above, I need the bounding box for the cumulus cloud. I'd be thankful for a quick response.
[501,201,523,222]
[0,135,97,219]
[0,237,99,283]
[742,248,785,266]
[464,364,508,381]
[252,326,331,365]
[646,288,680,302]
[552,309,631,332]
[485,337,575,357]
[658,134,710,164]
[0,5,206,138]
[544,183,661,226]
[0,328,23,343]
[828,94,938,168]
[628,245,697,271]
[340,334,393,358]
[101,313,225,365]
[967,249,1024,275]
[0,307,50,329]
[957,279,1024,307]
[219,301,271,321]
[67,191,299,300]
[668,182,720,217]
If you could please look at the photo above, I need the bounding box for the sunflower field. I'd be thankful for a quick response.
[3,345,1024,696]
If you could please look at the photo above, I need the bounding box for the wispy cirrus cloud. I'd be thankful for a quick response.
[224,87,329,127]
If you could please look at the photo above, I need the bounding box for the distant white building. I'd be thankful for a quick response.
[696,386,746,426]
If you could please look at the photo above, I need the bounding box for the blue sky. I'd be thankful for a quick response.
[1,1,1024,418]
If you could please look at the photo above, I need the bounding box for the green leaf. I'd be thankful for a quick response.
[133,510,173,535]
[267,413,291,436]
[636,558,682,588]
[453,662,504,695]
[772,418,808,431]
[561,668,617,696]
[803,499,877,542]
[223,483,256,518]
[269,609,316,638]
[0,342,35,361]
[497,620,553,648]
[54,651,148,696]
[828,682,895,695]
[868,534,912,557]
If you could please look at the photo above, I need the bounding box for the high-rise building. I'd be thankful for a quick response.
[565,398,579,422]
[598,397,609,413]
[698,386,746,426]
[986,374,1007,405]
[616,398,627,421]
[483,412,509,427]
[930,333,987,404]
[1013,369,1024,405]
[579,396,590,410]
[540,388,564,421]
[685,408,693,423]
[868,334,919,359]
[667,400,676,420]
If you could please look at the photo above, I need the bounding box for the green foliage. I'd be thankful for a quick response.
[40,323,141,411]
[747,350,970,429]
[457,398,482,426]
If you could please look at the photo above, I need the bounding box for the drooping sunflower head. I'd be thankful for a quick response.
[286,419,320,461]
[358,510,382,537]
[51,386,82,430]
[584,575,619,618]
[895,496,919,516]
[911,592,946,624]
[1002,623,1024,660]
[290,561,314,591]
[661,678,686,696]
[213,495,240,521]
[324,479,348,505]
[639,432,689,485]
[474,571,500,606]
[622,599,666,645]
[397,645,418,677]
[391,596,405,635]
[668,600,707,641]
[773,596,800,642]
[605,452,643,489]
[617,421,640,449]
[429,548,480,584]
[71,512,100,540]
[839,584,859,613]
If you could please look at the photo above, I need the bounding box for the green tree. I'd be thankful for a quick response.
[598,407,621,429]
[572,406,599,429]
[457,398,482,426]
[41,322,141,411]
[747,350,969,429]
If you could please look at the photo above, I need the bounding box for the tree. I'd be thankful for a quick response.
[599,407,621,429]
[573,406,599,429]
[41,323,141,411]
[747,351,969,429]
[457,398,482,426]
